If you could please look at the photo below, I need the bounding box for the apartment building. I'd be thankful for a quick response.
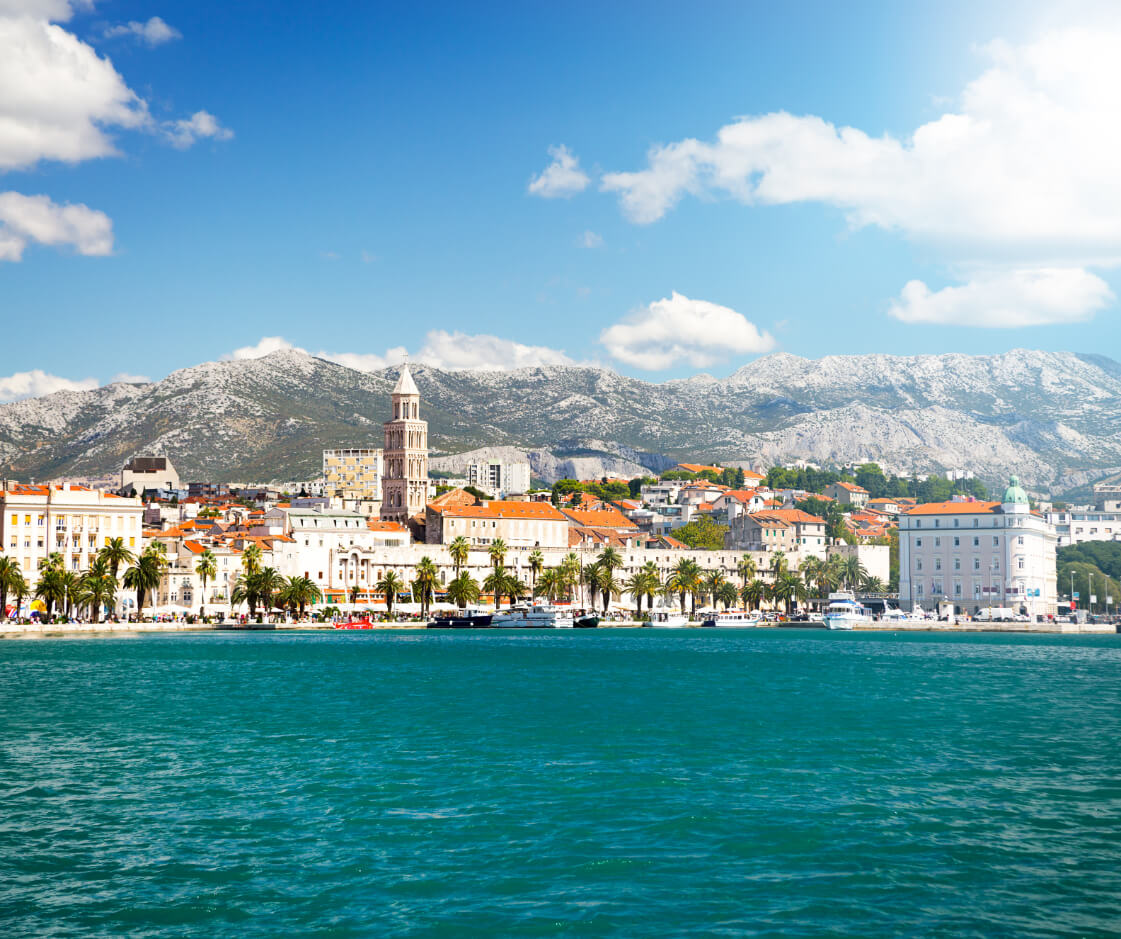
[323,448,383,503]
[465,459,531,497]
[0,482,144,576]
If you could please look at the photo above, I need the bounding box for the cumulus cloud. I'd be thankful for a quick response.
[0,191,113,260]
[597,27,1121,328]
[0,12,150,171]
[321,348,409,372]
[413,330,578,370]
[162,110,234,150]
[224,336,308,361]
[528,145,590,198]
[0,369,97,403]
[0,1,88,22]
[580,230,604,248]
[888,268,1113,327]
[104,16,181,46]
[599,291,775,370]
[109,372,151,384]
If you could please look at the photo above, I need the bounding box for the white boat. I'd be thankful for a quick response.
[701,610,761,628]
[646,609,689,628]
[490,603,574,628]
[823,592,874,630]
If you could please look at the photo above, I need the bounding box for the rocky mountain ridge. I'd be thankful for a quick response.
[2,348,1120,494]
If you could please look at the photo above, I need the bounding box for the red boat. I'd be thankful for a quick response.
[334,617,375,629]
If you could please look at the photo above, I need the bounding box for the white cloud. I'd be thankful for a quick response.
[528,145,590,198]
[109,372,150,384]
[0,1,88,22]
[580,230,604,248]
[414,330,578,370]
[224,336,307,361]
[0,12,150,171]
[0,369,97,403]
[888,268,1113,327]
[0,191,113,260]
[163,110,234,150]
[104,16,181,46]
[599,291,775,370]
[321,348,409,372]
[600,28,1121,254]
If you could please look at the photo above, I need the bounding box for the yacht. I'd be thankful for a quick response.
[823,592,874,630]
[427,608,494,628]
[645,609,689,628]
[701,610,761,628]
[490,603,575,628]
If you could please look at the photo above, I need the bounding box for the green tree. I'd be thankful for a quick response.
[448,536,470,575]
[487,537,508,570]
[241,542,263,576]
[81,557,117,624]
[624,568,660,617]
[35,567,67,619]
[0,556,22,620]
[535,567,563,601]
[376,571,407,617]
[411,556,439,618]
[483,567,508,610]
[123,551,165,618]
[741,578,766,611]
[592,563,620,614]
[97,537,135,582]
[527,549,544,591]
[667,557,703,616]
[195,548,217,617]
[674,517,729,550]
[446,572,480,609]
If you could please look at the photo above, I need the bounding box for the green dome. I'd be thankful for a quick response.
[1002,475,1030,505]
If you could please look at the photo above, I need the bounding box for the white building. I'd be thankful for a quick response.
[1,482,144,578]
[898,477,1057,618]
[121,456,180,496]
[466,459,531,497]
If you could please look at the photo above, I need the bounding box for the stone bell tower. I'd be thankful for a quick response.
[380,364,429,522]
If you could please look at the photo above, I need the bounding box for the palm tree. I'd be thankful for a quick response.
[123,551,164,618]
[592,563,620,614]
[195,548,217,617]
[742,578,766,611]
[483,567,508,609]
[487,537,508,570]
[0,556,21,620]
[290,576,322,617]
[860,574,886,594]
[624,569,660,617]
[448,536,469,575]
[98,538,134,582]
[668,557,703,617]
[771,550,789,579]
[703,570,726,608]
[842,555,867,590]
[599,546,624,574]
[412,556,439,618]
[560,552,581,602]
[716,581,739,610]
[535,568,562,601]
[9,570,28,621]
[504,572,529,605]
[242,542,263,576]
[376,570,406,617]
[737,554,757,589]
[446,572,480,609]
[35,568,66,619]
[81,558,117,624]
[527,549,544,592]
[772,570,806,613]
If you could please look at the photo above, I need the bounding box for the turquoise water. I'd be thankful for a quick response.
[2,629,1120,937]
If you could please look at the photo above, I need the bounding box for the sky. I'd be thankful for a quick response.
[2,0,1120,401]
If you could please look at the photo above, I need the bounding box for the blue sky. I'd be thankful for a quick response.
[2,0,1119,399]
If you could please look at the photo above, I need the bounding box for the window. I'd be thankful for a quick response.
[1017,558,1025,570]
[974,558,981,571]
[954,583,962,596]
[954,558,961,571]
[916,520,922,529]
[954,537,960,547]
[934,537,941,547]
[973,518,979,527]
[993,536,999,547]
[916,559,923,572]
[935,558,942,571]
[973,536,980,547]
[1017,536,1024,546]
[915,538,922,548]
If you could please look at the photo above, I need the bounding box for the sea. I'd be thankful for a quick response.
[2,628,1120,937]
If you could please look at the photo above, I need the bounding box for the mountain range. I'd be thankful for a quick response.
[2,348,1120,496]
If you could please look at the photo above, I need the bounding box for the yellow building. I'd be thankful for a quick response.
[0,482,144,576]
[322,448,383,504]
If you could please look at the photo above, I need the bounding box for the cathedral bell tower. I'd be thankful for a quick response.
[380,363,429,522]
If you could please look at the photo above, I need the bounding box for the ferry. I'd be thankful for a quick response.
[334,615,376,630]
[491,603,574,628]
[427,608,494,628]
[823,592,874,630]
[701,610,761,628]
[645,609,689,628]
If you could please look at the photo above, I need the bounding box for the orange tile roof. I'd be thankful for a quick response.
[833,481,868,493]
[428,487,479,508]
[720,488,760,503]
[753,509,826,525]
[743,470,765,480]
[183,540,206,554]
[432,500,567,521]
[368,520,408,532]
[677,463,723,474]
[562,507,637,529]
[905,500,1000,515]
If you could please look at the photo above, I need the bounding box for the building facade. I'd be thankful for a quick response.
[1,483,144,577]
[121,456,180,495]
[380,364,429,523]
[465,459,531,497]
[323,448,383,506]
[425,500,570,548]
[898,478,1057,617]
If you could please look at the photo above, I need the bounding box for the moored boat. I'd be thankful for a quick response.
[701,610,761,628]
[823,592,874,630]
[489,603,575,628]
[427,608,494,628]
[645,609,689,628]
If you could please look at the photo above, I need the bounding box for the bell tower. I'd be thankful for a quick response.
[380,363,429,522]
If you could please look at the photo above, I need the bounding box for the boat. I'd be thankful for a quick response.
[426,608,494,628]
[574,613,600,628]
[645,609,689,628]
[822,592,874,630]
[490,603,575,629]
[701,610,761,628]
[334,616,376,630]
